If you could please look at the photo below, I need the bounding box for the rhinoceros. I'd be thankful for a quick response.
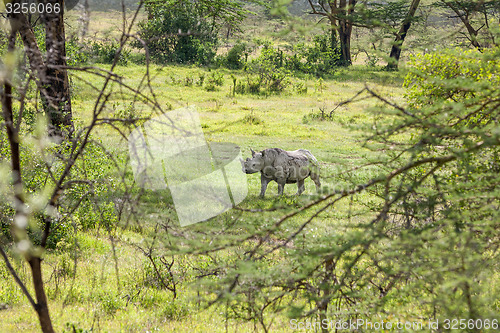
[240,148,321,197]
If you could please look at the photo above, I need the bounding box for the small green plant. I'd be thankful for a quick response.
[208,71,224,86]
[242,111,262,125]
[63,322,93,333]
[184,76,194,86]
[197,73,205,86]
[95,292,124,316]
[205,71,224,91]
[161,300,190,320]
[65,36,90,66]
[315,78,325,93]
[294,81,308,94]
[302,107,334,123]
[246,76,262,94]
[113,102,138,120]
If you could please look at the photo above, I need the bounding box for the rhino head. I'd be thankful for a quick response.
[240,148,265,174]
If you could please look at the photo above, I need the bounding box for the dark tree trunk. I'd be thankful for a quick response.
[387,0,421,70]
[29,258,55,333]
[330,21,338,52]
[318,257,335,333]
[338,24,352,66]
[41,0,74,138]
[338,0,356,66]
[307,0,356,66]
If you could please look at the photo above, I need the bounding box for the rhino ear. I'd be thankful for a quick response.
[250,148,256,157]
[239,158,245,166]
[261,150,265,157]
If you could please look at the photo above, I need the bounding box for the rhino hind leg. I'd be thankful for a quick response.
[296,179,305,195]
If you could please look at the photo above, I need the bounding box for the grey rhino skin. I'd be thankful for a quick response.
[240,148,321,197]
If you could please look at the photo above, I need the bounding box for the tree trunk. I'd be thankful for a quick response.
[29,258,55,333]
[387,0,421,70]
[318,257,335,333]
[330,19,338,52]
[41,0,74,138]
[338,25,352,66]
[338,0,356,66]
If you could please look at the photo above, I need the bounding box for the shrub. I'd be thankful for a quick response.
[88,41,130,65]
[204,71,224,91]
[66,37,90,66]
[293,81,308,94]
[285,33,341,76]
[242,112,262,125]
[224,42,248,69]
[133,1,218,65]
[243,46,291,94]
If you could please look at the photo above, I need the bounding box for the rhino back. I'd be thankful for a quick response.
[259,148,313,181]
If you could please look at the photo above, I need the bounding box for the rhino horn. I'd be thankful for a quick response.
[250,148,256,157]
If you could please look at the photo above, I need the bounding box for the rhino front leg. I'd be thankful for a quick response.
[296,179,305,195]
[260,175,271,197]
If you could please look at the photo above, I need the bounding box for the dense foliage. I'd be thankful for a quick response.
[134,1,218,64]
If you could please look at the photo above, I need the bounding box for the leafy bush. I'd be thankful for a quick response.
[223,42,248,69]
[242,112,262,125]
[239,46,291,95]
[0,133,120,248]
[65,37,90,66]
[204,71,224,91]
[134,1,217,65]
[87,41,130,65]
[233,34,339,95]
[285,33,341,76]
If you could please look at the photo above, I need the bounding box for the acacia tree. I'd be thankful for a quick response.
[307,0,358,66]
[437,0,500,50]
[1,2,160,332]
